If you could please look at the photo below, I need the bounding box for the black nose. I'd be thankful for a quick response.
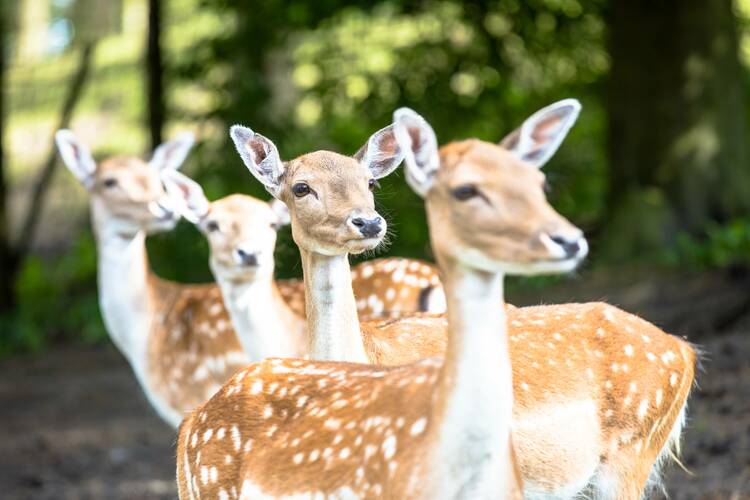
[550,235,580,258]
[351,217,383,238]
[236,249,258,266]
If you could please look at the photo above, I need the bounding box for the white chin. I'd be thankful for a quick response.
[505,258,582,275]
[346,238,381,254]
[459,248,583,275]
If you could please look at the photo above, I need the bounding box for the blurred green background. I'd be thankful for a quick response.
[2,0,750,354]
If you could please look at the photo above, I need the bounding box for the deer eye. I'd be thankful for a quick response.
[206,221,220,232]
[451,184,480,201]
[292,182,311,198]
[103,178,118,188]
[368,179,380,192]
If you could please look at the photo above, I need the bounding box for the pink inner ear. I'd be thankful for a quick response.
[248,139,268,163]
[71,142,83,162]
[531,114,562,143]
[408,127,422,148]
[377,133,397,153]
[163,145,178,162]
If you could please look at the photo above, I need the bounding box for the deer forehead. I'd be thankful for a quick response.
[211,195,276,224]
[98,155,149,173]
[439,140,544,187]
[97,156,164,196]
[285,151,370,189]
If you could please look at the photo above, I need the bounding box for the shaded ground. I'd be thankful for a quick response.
[0,269,749,499]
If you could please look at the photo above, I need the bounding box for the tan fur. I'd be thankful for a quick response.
[146,273,248,416]
[246,258,443,320]
[177,133,530,498]
[179,131,695,498]
[176,302,693,498]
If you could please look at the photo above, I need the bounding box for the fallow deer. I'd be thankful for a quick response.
[159,173,447,362]
[392,106,696,499]
[179,101,696,499]
[161,170,446,327]
[56,130,249,428]
[175,113,586,499]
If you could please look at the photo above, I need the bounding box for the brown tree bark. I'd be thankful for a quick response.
[0,4,15,313]
[146,0,164,150]
[606,0,750,256]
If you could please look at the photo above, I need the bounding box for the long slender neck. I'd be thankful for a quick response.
[91,202,154,363]
[299,249,368,363]
[426,259,515,496]
[216,270,307,361]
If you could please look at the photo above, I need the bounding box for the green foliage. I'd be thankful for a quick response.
[5,0,750,356]
[173,0,610,273]
[667,219,750,270]
[0,234,104,356]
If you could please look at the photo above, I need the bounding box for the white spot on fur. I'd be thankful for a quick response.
[637,398,649,420]
[231,425,241,451]
[410,417,427,436]
[382,435,397,459]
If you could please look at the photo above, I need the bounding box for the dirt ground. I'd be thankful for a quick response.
[0,270,749,499]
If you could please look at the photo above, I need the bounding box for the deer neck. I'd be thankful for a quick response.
[216,269,306,361]
[91,201,155,365]
[299,249,368,363]
[426,259,514,495]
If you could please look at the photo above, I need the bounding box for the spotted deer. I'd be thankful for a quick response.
[55,130,249,428]
[178,102,695,499]
[392,105,696,499]
[162,169,445,323]
[175,113,586,500]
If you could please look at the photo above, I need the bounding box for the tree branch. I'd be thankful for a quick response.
[13,42,96,260]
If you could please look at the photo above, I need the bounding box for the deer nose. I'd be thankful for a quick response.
[548,233,588,259]
[235,248,259,266]
[350,216,383,238]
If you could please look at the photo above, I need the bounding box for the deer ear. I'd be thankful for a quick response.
[268,198,290,230]
[230,125,285,197]
[149,132,195,171]
[354,124,403,179]
[393,107,439,198]
[161,169,209,224]
[55,130,97,188]
[499,99,580,169]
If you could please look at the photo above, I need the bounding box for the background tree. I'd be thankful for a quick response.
[147,0,165,149]
[605,0,750,259]
[0,2,14,312]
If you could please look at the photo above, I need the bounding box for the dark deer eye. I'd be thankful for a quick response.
[292,183,311,198]
[206,221,220,232]
[451,184,479,201]
[368,179,380,192]
[103,178,118,188]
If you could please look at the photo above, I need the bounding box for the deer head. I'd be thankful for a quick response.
[394,99,587,275]
[163,169,290,284]
[55,130,195,235]
[229,125,403,256]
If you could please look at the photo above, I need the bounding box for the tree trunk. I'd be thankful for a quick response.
[0,4,16,313]
[15,43,95,262]
[606,0,750,257]
[146,0,164,149]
